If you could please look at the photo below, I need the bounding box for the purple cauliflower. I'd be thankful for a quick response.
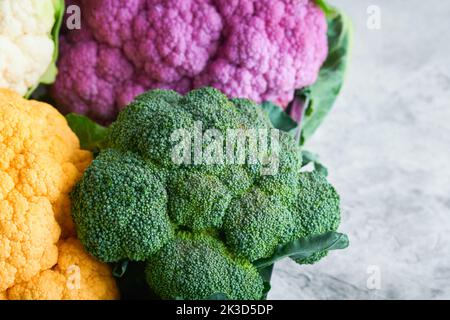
[52,0,328,124]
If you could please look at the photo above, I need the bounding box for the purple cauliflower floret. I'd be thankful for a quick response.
[52,0,328,124]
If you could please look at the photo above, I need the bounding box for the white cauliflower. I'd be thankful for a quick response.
[0,0,63,96]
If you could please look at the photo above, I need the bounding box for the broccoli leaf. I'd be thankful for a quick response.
[66,113,109,152]
[301,150,329,177]
[253,232,349,269]
[296,3,352,142]
[25,0,65,98]
[261,4,352,144]
[261,101,298,135]
[113,261,159,300]
[112,260,129,278]
[258,264,274,300]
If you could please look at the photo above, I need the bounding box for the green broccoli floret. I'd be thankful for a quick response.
[256,132,302,207]
[145,232,264,300]
[180,87,241,130]
[223,189,295,261]
[231,98,271,130]
[167,170,233,230]
[291,172,341,264]
[133,88,182,105]
[214,164,253,195]
[71,87,346,300]
[71,149,174,262]
[107,89,194,167]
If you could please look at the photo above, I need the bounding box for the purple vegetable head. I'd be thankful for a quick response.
[52,0,328,124]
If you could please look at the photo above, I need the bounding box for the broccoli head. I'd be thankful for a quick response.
[223,189,295,261]
[290,171,341,264]
[71,149,173,262]
[168,170,233,230]
[71,87,344,299]
[146,232,264,300]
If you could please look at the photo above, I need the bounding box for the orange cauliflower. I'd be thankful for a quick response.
[0,89,118,299]
[5,238,119,300]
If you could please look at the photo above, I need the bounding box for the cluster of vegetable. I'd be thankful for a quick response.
[0,0,352,300]
[50,0,329,124]
[49,0,351,134]
[68,87,348,300]
[0,89,118,300]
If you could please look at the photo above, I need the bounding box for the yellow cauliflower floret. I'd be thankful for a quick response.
[0,89,117,299]
[5,238,120,300]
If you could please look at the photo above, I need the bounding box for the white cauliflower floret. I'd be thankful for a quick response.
[0,0,57,96]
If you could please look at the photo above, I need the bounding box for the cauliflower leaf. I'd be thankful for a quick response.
[295,2,353,142]
[25,0,65,98]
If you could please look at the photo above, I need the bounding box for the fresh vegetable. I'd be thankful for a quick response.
[51,0,330,124]
[0,0,64,97]
[0,89,118,300]
[70,87,348,300]
[3,238,119,300]
[146,233,264,300]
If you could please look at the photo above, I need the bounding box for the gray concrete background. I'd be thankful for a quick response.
[269,0,450,299]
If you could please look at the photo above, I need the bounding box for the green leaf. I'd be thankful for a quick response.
[253,232,349,269]
[113,261,158,300]
[261,101,298,135]
[66,113,109,152]
[258,264,274,300]
[298,3,353,142]
[261,282,271,300]
[301,150,329,177]
[44,0,65,85]
[314,0,335,17]
[25,0,65,98]
[112,260,129,278]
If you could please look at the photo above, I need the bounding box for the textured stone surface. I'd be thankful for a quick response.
[269,0,450,300]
